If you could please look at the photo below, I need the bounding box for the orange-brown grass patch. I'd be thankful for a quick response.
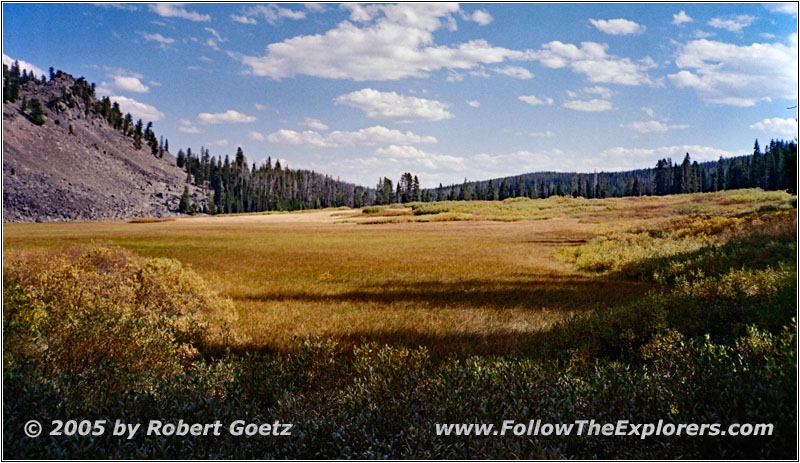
[3,189,792,357]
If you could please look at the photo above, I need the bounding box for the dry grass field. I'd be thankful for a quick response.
[4,189,792,356]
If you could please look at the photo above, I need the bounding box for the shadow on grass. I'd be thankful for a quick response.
[609,232,796,284]
[236,276,660,311]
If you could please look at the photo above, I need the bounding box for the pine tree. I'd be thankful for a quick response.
[179,186,191,213]
[487,179,498,200]
[28,98,45,125]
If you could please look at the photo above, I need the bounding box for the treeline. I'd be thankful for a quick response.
[424,140,796,202]
[177,147,373,214]
[2,63,169,159]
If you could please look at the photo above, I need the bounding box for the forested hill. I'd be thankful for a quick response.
[2,63,206,222]
[418,142,796,203]
[174,147,373,214]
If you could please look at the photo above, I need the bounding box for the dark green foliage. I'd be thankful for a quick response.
[28,98,45,125]
[178,186,191,214]
[180,147,371,213]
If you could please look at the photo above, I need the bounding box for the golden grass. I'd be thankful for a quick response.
[4,189,794,357]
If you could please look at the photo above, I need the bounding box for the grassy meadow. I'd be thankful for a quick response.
[3,188,797,458]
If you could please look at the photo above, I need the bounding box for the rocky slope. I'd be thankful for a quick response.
[3,73,203,222]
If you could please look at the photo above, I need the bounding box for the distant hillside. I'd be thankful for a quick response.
[422,144,796,203]
[2,65,204,222]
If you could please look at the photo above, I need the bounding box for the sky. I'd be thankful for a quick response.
[2,2,798,187]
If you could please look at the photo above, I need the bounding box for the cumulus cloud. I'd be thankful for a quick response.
[301,117,329,130]
[669,36,798,106]
[598,145,735,167]
[589,18,645,35]
[334,88,454,123]
[493,66,533,79]
[237,4,524,81]
[206,139,229,147]
[749,117,798,136]
[110,75,149,93]
[197,110,256,124]
[149,4,210,22]
[708,15,755,32]
[672,10,693,25]
[764,3,797,15]
[248,131,266,141]
[374,145,465,171]
[621,120,689,133]
[527,40,655,85]
[266,125,437,148]
[140,32,175,45]
[231,14,257,24]
[562,99,613,112]
[518,95,553,106]
[109,95,165,121]
[642,106,656,118]
[179,119,201,134]
[230,5,306,25]
[470,9,493,26]
[466,100,480,108]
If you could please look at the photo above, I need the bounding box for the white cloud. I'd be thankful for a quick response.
[109,95,165,121]
[470,9,493,26]
[254,103,266,111]
[149,4,210,22]
[622,120,689,133]
[693,30,714,39]
[527,41,655,85]
[672,10,693,25]
[248,131,266,141]
[518,95,554,106]
[529,130,554,137]
[598,145,735,167]
[206,139,229,147]
[179,119,201,134]
[266,125,437,148]
[590,18,645,35]
[708,15,755,32]
[582,85,613,99]
[197,110,256,124]
[749,117,798,136]
[2,54,45,80]
[642,106,656,118]
[466,100,480,108]
[764,3,797,16]
[493,66,533,79]
[267,129,328,147]
[231,14,257,24]
[111,75,149,93]
[374,145,465,171]
[562,99,613,112]
[669,36,798,107]
[140,32,175,45]
[237,4,524,81]
[334,88,454,123]
[301,117,329,130]
[205,27,225,43]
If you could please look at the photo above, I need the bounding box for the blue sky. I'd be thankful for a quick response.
[3,2,797,187]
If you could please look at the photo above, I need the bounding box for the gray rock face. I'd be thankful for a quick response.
[3,74,204,222]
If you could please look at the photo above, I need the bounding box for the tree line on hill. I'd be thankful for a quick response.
[175,147,371,214]
[3,63,170,159]
[422,140,796,203]
[178,139,795,215]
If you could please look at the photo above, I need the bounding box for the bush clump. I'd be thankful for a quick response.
[4,245,237,393]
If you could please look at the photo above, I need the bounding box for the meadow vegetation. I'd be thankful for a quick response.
[3,189,796,458]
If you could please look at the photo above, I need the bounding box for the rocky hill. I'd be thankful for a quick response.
[3,71,203,222]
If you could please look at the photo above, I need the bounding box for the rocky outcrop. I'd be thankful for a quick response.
[3,73,204,222]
